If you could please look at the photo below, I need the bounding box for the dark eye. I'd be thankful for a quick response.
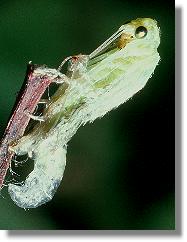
[135,26,147,39]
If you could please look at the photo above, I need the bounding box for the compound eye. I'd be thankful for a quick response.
[135,26,147,39]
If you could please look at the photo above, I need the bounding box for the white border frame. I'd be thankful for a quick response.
[0,0,183,241]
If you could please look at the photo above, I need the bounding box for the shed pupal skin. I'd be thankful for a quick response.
[8,18,160,209]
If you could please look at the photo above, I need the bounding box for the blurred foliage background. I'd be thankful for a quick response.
[0,0,175,230]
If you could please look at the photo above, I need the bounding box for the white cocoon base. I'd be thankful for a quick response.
[8,145,66,208]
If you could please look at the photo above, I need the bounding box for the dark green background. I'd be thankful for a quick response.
[0,0,175,230]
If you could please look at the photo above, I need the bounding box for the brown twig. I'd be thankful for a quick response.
[0,63,63,188]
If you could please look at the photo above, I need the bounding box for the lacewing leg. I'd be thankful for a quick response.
[0,63,65,188]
